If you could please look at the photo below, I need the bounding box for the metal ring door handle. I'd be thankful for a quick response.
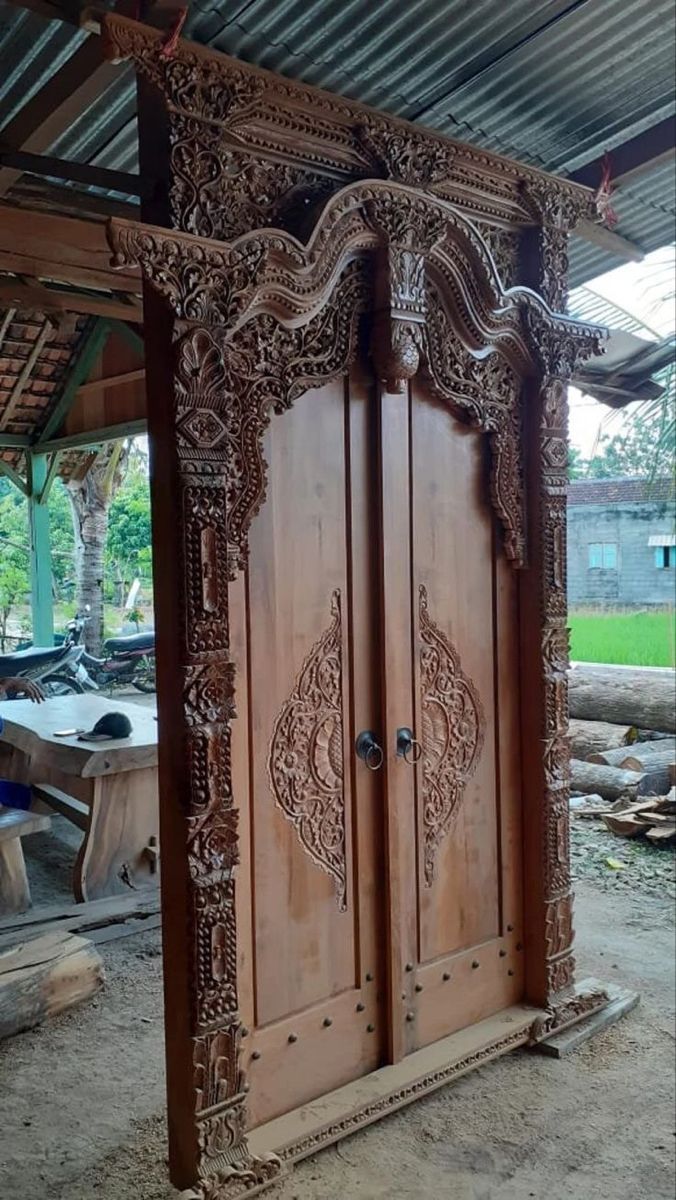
[396,726,423,764]
[355,730,384,771]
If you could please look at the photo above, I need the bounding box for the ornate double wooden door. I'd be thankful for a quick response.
[231,359,523,1129]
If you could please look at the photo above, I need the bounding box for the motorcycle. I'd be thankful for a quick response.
[0,641,88,697]
[64,611,156,694]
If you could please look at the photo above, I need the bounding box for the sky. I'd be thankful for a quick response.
[568,244,675,459]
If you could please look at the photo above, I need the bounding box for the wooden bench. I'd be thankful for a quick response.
[0,806,51,916]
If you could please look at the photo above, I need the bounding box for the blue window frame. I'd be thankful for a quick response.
[588,542,617,569]
[654,545,676,569]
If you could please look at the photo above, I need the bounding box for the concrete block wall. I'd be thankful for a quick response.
[567,499,676,607]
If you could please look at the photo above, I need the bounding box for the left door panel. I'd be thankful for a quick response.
[230,366,385,1127]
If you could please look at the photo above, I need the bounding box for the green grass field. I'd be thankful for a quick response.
[569,609,676,667]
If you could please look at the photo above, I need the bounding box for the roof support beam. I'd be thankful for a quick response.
[37,418,147,454]
[0,33,121,198]
[576,219,645,264]
[38,319,111,443]
[0,433,31,448]
[568,117,676,190]
[0,280,142,323]
[0,151,143,198]
[0,458,28,495]
[0,203,141,295]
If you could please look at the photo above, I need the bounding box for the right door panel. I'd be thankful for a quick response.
[387,381,525,1053]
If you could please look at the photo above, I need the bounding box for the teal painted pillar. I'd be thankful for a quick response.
[27,453,54,647]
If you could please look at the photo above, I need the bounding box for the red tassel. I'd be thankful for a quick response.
[159,7,188,59]
[594,151,618,227]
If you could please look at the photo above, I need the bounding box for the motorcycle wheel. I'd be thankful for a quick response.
[42,674,85,697]
[132,655,156,694]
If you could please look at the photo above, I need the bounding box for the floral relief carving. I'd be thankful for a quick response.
[419,585,485,886]
[422,294,527,566]
[355,117,458,187]
[267,591,347,910]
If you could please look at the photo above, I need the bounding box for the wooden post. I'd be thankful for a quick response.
[27,452,54,647]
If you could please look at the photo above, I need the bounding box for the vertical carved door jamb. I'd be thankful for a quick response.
[518,216,608,1023]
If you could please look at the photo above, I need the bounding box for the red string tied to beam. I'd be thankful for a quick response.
[159,8,189,59]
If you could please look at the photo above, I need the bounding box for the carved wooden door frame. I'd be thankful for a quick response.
[101,17,610,1198]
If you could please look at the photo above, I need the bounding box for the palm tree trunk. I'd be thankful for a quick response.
[66,442,129,656]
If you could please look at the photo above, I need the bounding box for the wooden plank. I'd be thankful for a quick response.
[534,984,640,1057]
[0,203,141,293]
[0,890,160,936]
[0,807,50,842]
[0,895,161,951]
[0,279,142,323]
[0,930,104,1039]
[32,782,89,830]
[77,367,146,396]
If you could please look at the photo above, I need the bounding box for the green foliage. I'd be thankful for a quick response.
[105,444,153,600]
[0,488,30,646]
[48,478,76,593]
[567,446,585,479]
[576,411,675,481]
[569,609,675,667]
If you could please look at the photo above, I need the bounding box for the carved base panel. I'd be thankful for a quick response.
[247,1005,540,1170]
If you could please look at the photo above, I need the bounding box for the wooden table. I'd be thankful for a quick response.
[0,695,159,902]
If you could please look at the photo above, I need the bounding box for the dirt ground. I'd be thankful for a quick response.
[1,823,674,1200]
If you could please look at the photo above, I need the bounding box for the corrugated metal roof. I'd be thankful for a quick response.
[0,0,674,283]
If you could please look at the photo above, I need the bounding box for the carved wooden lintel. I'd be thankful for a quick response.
[102,13,593,239]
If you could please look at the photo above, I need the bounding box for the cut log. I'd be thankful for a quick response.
[569,760,666,802]
[568,719,637,760]
[587,745,647,767]
[618,743,676,773]
[588,740,675,768]
[569,665,676,733]
[0,930,104,1040]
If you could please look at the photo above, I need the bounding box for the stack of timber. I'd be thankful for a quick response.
[568,664,676,845]
[601,789,676,844]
